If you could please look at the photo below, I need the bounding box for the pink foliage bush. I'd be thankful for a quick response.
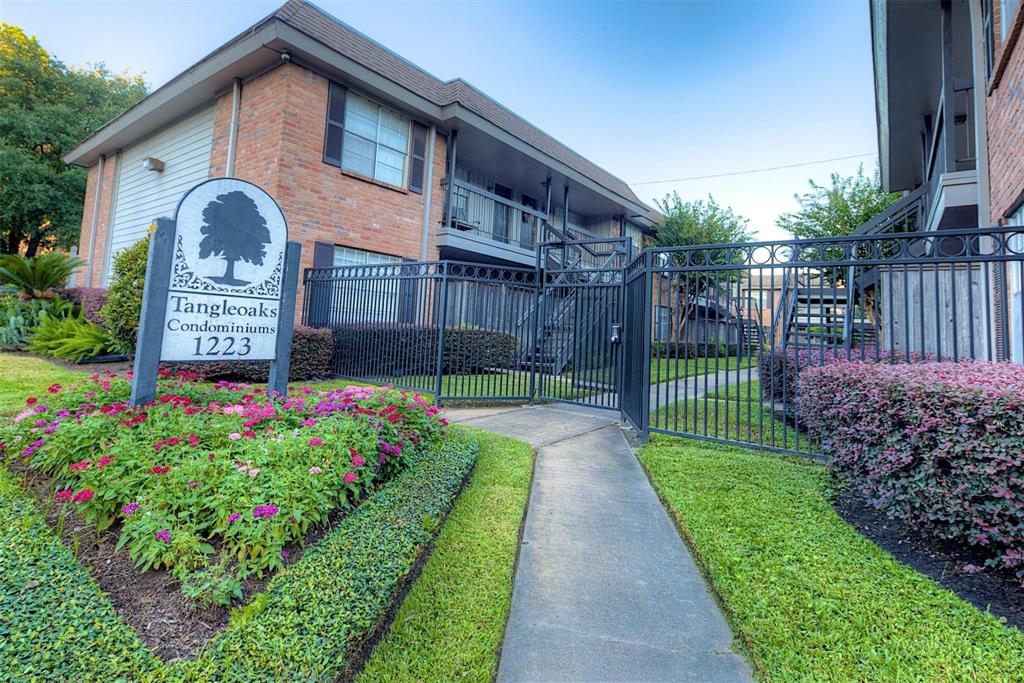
[57,287,109,327]
[799,360,1024,580]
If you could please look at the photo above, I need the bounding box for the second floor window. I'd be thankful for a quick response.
[324,83,411,188]
[344,93,409,186]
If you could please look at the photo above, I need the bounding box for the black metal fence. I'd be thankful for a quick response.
[621,226,1024,456]
[303,227,1023,458]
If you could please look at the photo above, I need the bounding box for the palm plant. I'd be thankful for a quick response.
[0,252,84,299]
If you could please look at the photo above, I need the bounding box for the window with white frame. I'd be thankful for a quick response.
[655,305,671,343]
[333,246,402,323]
[341,93,410,187]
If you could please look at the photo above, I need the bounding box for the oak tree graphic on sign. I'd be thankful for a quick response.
[198,190,272,286]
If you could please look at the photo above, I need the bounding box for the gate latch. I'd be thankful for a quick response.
[610,324,621,344]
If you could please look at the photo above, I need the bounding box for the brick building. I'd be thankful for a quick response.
[67,0,660,318]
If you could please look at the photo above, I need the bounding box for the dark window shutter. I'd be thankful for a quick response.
[313,241,335,268]
[409,122,428,194]
[323,83,346,167]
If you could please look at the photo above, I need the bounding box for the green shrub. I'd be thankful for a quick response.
[161,326,334,381]
[0,252,84,300]
[26,314,116,361]
[100,236,149,355]
[0,295,73,350]
[2,376,445,604]
[333,325,519,377]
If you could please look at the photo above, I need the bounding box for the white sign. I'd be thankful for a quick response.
[160,178,288,361]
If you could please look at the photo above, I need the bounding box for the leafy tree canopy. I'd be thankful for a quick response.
[652,192,753,249]
[776,165,902,240]
[0,24,147,255]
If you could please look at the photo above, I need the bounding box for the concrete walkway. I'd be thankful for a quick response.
[446,403,752,682]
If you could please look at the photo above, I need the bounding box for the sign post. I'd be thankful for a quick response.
[130,178,300,407]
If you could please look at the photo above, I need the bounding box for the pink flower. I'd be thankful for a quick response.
[97,456,113,468]
[280,550,289,559]
[351,453,365,468]
[25,397,37,406]
[309,466,322,475]
[248,468,260,478]
[344,471,358,484]
[73,489,94,503]
[229,433,242,441]
[69,459,90,472]
[55,489,74,502]
[308,437,323,446]
[122,502,139,516]
[301,418,317,427]
[252,504,279,519]
[155,529,172,543]
[188,480,201,489]
[227,512,240,524]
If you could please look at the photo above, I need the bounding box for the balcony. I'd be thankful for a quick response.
[437,179,544,266]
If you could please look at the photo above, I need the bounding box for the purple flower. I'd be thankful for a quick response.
[188,480,201,489]
[155,529,172,543]
[252,504,279,519]
[280,550,289,559]
[227,512,241,524]
[309,466,321,475]
[121,502,140,516]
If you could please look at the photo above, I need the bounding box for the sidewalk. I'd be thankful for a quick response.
[446,403,752,682]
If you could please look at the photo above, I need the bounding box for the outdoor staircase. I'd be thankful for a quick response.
[515,222,626,377]
[776,276,877,350]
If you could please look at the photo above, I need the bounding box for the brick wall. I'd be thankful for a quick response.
[75,156,118,287]
[209,62,448,319]
[987,2,1024,222]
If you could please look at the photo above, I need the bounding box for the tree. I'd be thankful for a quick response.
[0,24,147,255]
[776,165,902,239]
[198,191,272,286]
[653,193,753,341]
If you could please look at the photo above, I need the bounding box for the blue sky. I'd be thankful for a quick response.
[1,0,878,240]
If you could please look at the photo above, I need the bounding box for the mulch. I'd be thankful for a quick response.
[833,489,1024,631]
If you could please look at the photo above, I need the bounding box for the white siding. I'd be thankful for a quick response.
[103,106,215,283]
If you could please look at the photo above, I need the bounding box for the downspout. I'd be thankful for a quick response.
[444,129,458,233]
[419,124,437,261]
[225,78,242,177]
[84,154,105,287]
[969,0,991,226]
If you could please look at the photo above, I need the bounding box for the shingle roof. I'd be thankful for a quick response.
[275,0,650,212]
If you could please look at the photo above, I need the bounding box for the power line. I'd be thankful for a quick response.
[632,152,877,186]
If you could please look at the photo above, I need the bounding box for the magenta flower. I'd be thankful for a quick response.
[229,432,242,441]
[227,512,241,524]
[308,437,323,446]
[344,471,358,484]
[252,504,279,519]
[280,550,289,559]
[73,489,94,503]
[122,502,140,516]
[351,453,365,468]
[155,529,172,543]
[55,489,74,502]
[301,418,317,427]
[188,480,201,489]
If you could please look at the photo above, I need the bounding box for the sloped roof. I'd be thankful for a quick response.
[275,0,649,211]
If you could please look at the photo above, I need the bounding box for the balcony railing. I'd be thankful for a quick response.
[444,179,544,252]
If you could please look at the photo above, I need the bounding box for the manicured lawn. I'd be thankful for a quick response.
[638,441,1024,682]
[359,429,534,681]
[649,380,804,450]
[650,354,756,384]
[0,354,87,416]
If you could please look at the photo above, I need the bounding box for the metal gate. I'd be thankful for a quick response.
[532,236,630,410]
[303,226,1023,458]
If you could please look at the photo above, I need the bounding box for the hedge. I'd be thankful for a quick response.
[161,326,333,381]
[650,341,736,358]
[333,325,518,377]
[799,361,1024,580]
[0,430,478,680]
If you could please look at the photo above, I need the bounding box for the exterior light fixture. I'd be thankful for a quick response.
[142,157,165,172]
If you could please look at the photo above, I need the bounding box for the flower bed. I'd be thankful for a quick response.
[799,360,1024,581]
[0,429,478,680]
[0,371,445,605]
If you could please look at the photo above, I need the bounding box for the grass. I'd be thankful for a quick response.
[649,378,805,450]
[359,429,534,681]
[0,354,88,416]
[650,354,756,384]
[638,441,1024,682]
